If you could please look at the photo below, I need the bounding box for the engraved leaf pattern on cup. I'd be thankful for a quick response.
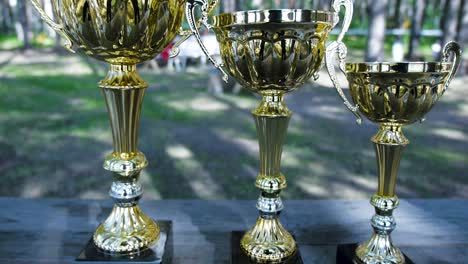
[51,0,186,63]
[213,23,333,95]
[347,72,450,125]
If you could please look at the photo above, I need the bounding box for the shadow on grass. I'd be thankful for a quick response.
[0,70,467,200]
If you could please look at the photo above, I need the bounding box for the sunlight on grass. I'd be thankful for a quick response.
[166,144,193,159]
[167,96,230,112]
[166,143,224,199]
[2,61,93,77]
[432,128,467,141]
[0,50,467,199]
[0,35,21,50]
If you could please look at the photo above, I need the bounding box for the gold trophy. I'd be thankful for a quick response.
[30,0,218,259]
[184,1,353,262]
[326,41,462,264]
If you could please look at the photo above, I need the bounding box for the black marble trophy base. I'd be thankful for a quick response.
[336,243,414,264]
[231,231,303,264]
[75,220,172,264]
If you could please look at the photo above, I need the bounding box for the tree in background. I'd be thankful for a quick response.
[17,0,32,49]
[0,0,14,34]
[408,0,427,59]
[457,0,467,74]
[0,0,465,73]
[366,0,388,61]
[441,0,462,59]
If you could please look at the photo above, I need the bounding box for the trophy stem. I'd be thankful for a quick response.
[355,124,409,264]
[241,94,296,263]
[93,64,160,254]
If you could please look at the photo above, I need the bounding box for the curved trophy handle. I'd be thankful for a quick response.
[325,41,362,125]
[169,0,220,57]
[182,0,228,82]
[441,41,462,93]
[332,0,353,43]
[30,0,74,53]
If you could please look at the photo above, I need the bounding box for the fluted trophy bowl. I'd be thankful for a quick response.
[30,0,222,256]
[212,9,336,94]
[326,42,461,264]
[182,0,353,262]
[346,62,453,125]
[32,0,186,64]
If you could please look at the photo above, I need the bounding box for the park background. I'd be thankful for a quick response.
[0,0,466,201]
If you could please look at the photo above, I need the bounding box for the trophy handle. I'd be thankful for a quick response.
[441,41,462,93]
[29,0,74,53]
[332,0,353,43]
[169,1,220,55]
[325,41,362,124]
[179,0,228,82]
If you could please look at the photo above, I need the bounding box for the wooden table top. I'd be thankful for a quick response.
[0,198,467,263]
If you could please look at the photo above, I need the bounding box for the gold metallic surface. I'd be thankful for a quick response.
[355,226,405,264]
[326,41,462,264]
[347,63,451,125]
[220,13,338,258]
[241,217,296,263]
[212,10,335,94]
[373,126,407,197]
[242,95,296,262]
[96,65,160,253]
[94,205,160,253]
[30,0,191,254]
[184,0,353,261]
[33,0,186,64]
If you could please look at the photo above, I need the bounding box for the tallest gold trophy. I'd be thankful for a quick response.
[30,0,218,258]
[185,0,353,262]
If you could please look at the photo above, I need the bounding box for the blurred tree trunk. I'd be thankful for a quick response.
[17,0,32,49]
[391,0,408,28]
[393,0,402,21]
[457,0,467,75]
[366,0,388,61]
[235,0,245,11]
[441,0,461,51]
[220,0,235,13]
[273,0,288,8]
[354,0,368,28]
[314,0,329,10]
[1,0,14,34]
[298,0,305,9]
[457,0,466,39]
[408,0,427,59]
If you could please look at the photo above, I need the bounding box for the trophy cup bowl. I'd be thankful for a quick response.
[185,1,353,262]
[30,0,218,256]
[212,10,336,95]
[347,62,453,125]
[326,41,462,264]
[51,0,185,63]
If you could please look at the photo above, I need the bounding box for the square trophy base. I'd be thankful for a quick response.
[231,231,304,264]
[75,220,172,264]
[336,244,414,264]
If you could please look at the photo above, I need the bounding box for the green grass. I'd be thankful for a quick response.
[0,50,467,200]
[0,33,56,50]
[0,34,22,50]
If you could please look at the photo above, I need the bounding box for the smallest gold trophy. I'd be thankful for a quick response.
[326,40,462,264]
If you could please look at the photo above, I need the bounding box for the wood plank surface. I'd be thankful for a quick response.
[0,198,467,263]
